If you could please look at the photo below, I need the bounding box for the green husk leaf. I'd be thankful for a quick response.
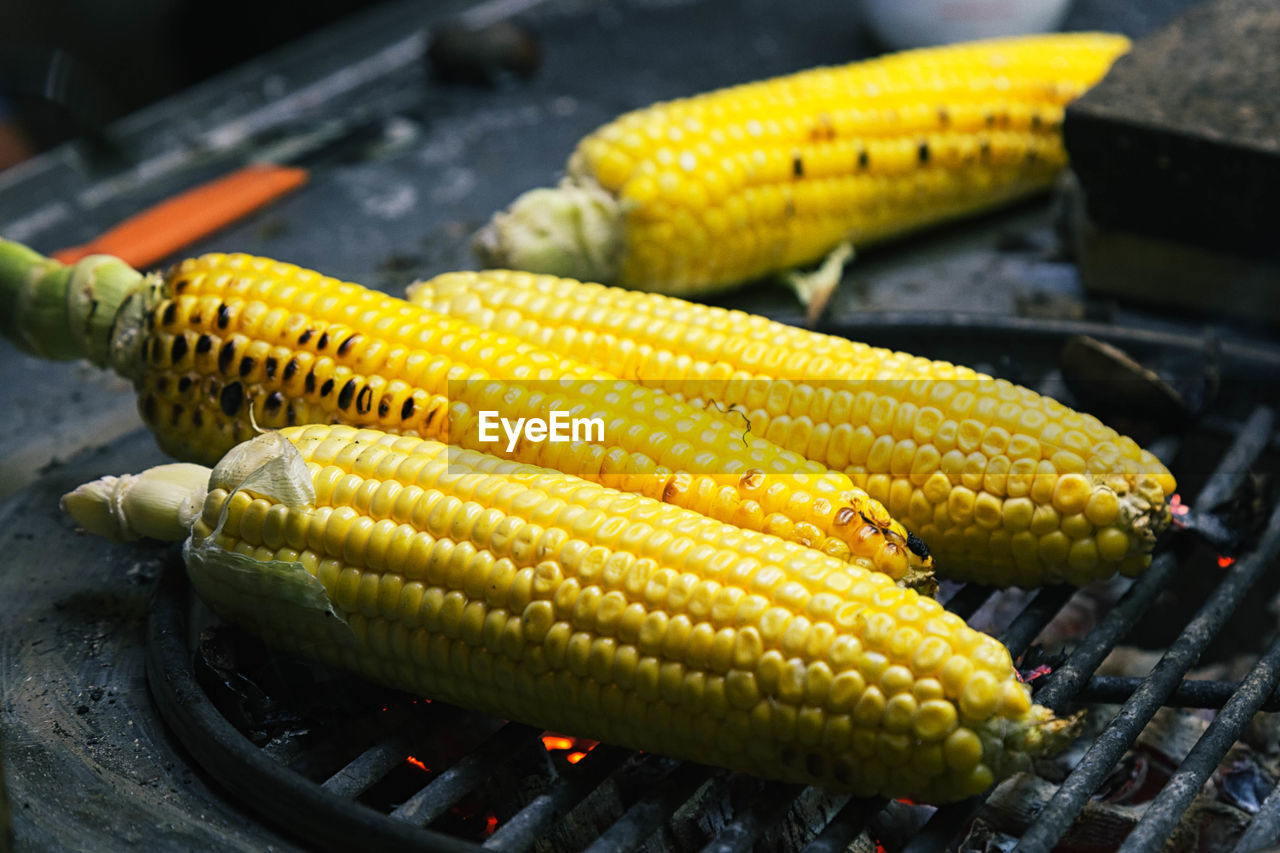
[184,537,356,650]
[0,238,149,368]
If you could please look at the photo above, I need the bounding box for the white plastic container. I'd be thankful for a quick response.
[860,0,1073,49]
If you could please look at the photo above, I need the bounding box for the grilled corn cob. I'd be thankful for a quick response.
[0,239,930,585]
[62,424,1081,803]
[409,270,1176,588]
[475,33,1130,317]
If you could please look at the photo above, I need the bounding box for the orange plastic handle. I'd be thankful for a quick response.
[53,163,308,268]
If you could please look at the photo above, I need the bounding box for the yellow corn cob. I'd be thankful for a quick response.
[61,424,1081,803]
[0,239,931,586]
[474,33,1130,317]
[409,270,1176,588]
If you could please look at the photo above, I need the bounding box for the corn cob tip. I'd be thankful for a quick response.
[1018,705,1084,758]
[473,180,623,283]
[1112,472,1174,572]
[979,705,1085,786]
[0,238,151,368]
[61,462,210,542]
[902,561,938,597]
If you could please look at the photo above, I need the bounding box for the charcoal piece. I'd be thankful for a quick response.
[427,21,541,87]
[1219,759,1275,814]
[1064,0,1280,258]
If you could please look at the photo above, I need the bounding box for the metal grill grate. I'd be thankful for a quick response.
[905,406,1280,853]
[145,319,1280,852]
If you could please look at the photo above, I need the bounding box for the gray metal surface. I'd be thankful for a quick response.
[0,429,301,852]
[0,0,1234,849]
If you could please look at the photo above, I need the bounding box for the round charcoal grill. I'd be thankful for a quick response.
[144,317,1280,853]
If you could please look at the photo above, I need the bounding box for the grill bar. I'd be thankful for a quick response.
[1121,629,1280,851]
[147,569,485,853]
[582,760,711,853]
[1182,407,1276,509]
[262,732,311,767]
[800,796,881,853]
[1077,675,1280,711]
[1036,404,1275,713]
[390,723,536,826]
[1035,553,1174,712]
[483,744,631,852]
[1015,497,1280,851]
[700,782,806,853]
[998,586,1075,657]
[322,734,414,798]
[940,583,996,620]
[1201,413,1280,453]
[904,408,1273,852]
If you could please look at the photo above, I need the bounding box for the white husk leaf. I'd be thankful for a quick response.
[473,178,623,284]
[188,430,353,649]
[61,462,209,542]
[209,431,315,508]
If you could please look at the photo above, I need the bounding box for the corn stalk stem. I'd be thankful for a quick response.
[0,238,150,371]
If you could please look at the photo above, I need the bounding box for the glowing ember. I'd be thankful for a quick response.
[1218,555,1236,568]
[484,814,498,836]
[405,755,428,772]
[1013,665,1052,683]
[541,732,599,763]
[1023,664,1054,682]
[541,734,575,751]
[1170,493,1190,517]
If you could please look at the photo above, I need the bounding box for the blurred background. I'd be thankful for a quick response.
[0,0,1196,173]
[0,0,387,169]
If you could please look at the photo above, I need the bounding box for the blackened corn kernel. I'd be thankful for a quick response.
[127,253,933,587]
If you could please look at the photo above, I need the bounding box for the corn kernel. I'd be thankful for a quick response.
[914,699,959,740]
[959,671,1000,719]
[944,728,983,773]
[998,680,1032,717]
[884,693,918,732]
[852,685,887,727]
[1097,527,1131,562]
[1085,489,1120,526]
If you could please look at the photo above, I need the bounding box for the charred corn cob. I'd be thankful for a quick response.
[409,270,1176,588]
[0,239,931,585]
[62,424,1081,803]
[475,33,1130,317]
